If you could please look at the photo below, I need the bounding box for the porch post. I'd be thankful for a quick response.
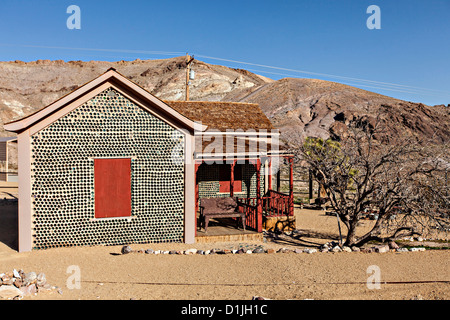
[289,156,294,216]
[276,167,281,192]
[256,158,262,232]
[230,160,235,197]
[195,161,201,235]
[268,158,272,190]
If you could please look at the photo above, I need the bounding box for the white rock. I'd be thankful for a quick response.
[303,249,317,254]
[13,269,21,279]
[246,250,252,254]
[331,246,342,252]
[374,245,390,253]
[0,285,23,299]
[342,246,352,252]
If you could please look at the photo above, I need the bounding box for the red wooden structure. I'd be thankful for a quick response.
[195,155,294,233]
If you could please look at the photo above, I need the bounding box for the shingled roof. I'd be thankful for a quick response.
[163,101,274,131]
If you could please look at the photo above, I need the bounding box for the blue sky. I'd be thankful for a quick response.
[0,0,449,105]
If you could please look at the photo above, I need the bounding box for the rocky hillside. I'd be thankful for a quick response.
[1,56,449,147]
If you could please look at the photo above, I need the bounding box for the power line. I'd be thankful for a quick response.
[243,67,442,97]
[1,43,448,98]
[194,54,450,97]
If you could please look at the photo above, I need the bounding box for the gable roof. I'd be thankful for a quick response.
[164,101,274,131]
[3,68,208,133]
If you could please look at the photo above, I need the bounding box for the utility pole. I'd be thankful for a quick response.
[185,53,195,101]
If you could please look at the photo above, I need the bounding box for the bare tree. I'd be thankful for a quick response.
[289,119,449,247]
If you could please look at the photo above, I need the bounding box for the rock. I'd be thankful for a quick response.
[204,250,211,255]
[39,283,52,291]
[23,272,37,285]
[416,236,424,242]
[231,250,238,254]
[36,273,46,287]
[13,269,21,279]
[388,241,399,250]
[253,247,265,254]
[396,248,409,252]
[374,245,389,253]
[342,246,352,252]
[121,245,133,254]
[154,250,161,255]
[320,248,329,253]
[145,249,154,254]
[294,248,303,254]
[185,249,198,255]
[361,248,373,253]
[196,250,204,255]
[409,247,425,252]
[331,246,342,253]
[1,276,14,286]
[13,278,24,288]
[246,250,252,254]
[351,246,360,252]
[303,249,317,254]
[169,250,177,255]
[0,285,23,299]
[224,249,232,254]
[252,296,271,300]
[237,249,245,254]
[266,248,275,254]
[19,284,37,296]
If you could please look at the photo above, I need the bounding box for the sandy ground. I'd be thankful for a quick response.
[0,203,449,300]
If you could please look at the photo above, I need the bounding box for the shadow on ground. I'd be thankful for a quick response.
[264,229,342,248]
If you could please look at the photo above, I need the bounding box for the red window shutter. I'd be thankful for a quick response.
[94,158,131,218]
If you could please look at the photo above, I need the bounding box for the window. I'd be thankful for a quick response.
[94,158,131,218]
[219,164,242,193]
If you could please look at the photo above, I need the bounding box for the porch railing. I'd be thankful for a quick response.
[237,189,293,231]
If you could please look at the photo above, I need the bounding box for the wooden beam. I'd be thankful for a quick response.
[230,160,235,197]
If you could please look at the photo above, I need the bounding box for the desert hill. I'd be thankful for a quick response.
[1,56,448,146]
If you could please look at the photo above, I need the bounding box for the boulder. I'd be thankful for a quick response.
[374,245,390,253]
[121,245,133,254]
[36,273,46,287]
[252,247,265,254]
[331,246,342,253]
[0,285,23,299]
[23,272,37,285]
[388,241,400,250]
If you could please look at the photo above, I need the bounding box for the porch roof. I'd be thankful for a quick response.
[164,100,274,131]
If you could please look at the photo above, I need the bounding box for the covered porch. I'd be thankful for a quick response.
[194,155,295,235]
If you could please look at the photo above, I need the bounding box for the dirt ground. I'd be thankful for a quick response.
[0,202,449,300]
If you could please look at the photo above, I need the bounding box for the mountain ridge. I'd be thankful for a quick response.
[1,56,448,146]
